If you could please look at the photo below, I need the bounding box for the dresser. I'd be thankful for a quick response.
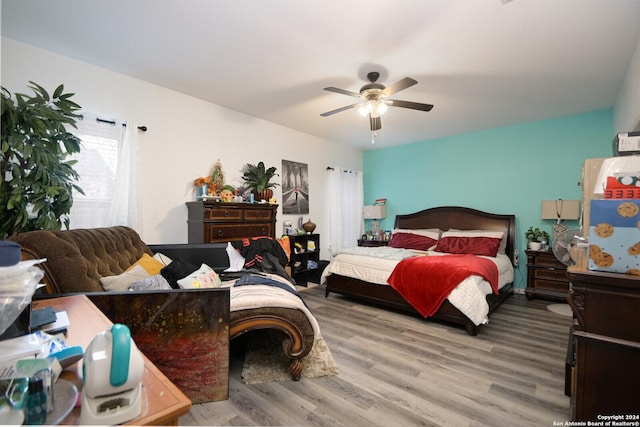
[187,201,278,243]
[566,267,640,421]
[525,250,569,300]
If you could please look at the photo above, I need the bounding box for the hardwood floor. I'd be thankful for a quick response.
[180,286,572,426]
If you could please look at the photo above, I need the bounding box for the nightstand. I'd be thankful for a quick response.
[357,239,388,247]
[525,249,569,301]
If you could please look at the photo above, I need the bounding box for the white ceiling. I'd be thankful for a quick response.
[2,0,640,150]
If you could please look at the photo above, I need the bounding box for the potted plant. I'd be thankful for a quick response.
[525,227,550,251]
[241,161,279,201]
[1,82,84,238]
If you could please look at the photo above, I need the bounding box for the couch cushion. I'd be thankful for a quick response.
[11,226,152,293]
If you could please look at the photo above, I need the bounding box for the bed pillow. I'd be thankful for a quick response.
[177,263,222,289]
[392,228,441,240]
[126,253,165,275]
[388,232,438,251]
[100,265,150,291]
[435,230,504,257]
[448,228,508,254]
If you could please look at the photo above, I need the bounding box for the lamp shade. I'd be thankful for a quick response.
[541,200,580,220]
[363,205,386,219]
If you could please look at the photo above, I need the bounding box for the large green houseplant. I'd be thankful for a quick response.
[241,161,279,200]
[1,82,84,238]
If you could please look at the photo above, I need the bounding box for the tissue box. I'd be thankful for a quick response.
[588,199,640,274]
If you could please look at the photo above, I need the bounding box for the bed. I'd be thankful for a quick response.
[322,206,516,335]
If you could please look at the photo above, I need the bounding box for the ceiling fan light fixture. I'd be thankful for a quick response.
[376,101,388,116]
[359,99,387,118]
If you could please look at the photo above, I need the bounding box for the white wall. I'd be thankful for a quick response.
[1,38,362,258]
[614,34,640,133]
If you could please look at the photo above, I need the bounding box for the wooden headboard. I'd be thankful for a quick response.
[394,206,517,264]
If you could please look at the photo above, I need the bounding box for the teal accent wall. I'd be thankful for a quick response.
[363,109,613,290]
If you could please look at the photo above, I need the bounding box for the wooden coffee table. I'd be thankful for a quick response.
[32,295,192,426]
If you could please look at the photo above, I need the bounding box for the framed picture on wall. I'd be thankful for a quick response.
[282,160,309,214]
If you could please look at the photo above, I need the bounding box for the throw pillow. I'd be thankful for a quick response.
[100,265,150,291]
[129,274,172,291]
[126,253,165,275]
[388,232,438,251]
[153,252,173,267]
[177,263,222,289]
[161,259,199,289]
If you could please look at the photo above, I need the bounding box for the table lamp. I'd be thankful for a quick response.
[363,205,386,240]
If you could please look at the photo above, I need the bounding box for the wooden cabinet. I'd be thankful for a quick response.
[288,234,320,286]
[525,250,569,300]
[187,201,278,243]
[566,267,640,421]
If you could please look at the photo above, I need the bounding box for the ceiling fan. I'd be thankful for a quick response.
[320,72,434,134]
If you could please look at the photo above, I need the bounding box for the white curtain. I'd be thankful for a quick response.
[106,121,141,231]
[327,167,364,257]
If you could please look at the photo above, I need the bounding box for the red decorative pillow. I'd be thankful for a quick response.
[388,232,438,251]
[435,236,501,257]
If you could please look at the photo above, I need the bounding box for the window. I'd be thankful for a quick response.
[68,117,122,229]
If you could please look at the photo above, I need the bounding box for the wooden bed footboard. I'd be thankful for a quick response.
[230,307,315,380]
[326,274,513,336]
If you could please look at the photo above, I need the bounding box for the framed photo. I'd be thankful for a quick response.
[281,160,309,215]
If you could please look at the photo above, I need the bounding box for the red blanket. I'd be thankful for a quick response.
[387,254,499,318]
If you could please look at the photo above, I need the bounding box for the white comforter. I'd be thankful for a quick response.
[221,273,322,338]
[320,247,514,326]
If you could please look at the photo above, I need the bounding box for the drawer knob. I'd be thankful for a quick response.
[223,211,230,217]
[217,230,224,237]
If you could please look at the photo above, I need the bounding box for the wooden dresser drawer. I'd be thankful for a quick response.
[534,267,568,282]
[205,207,243,221]
[533,278,569,292]
[206,224,273,242]
[243,208,273,221]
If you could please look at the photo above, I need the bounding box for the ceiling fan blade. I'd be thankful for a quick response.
[324,87,361,98]
[370,115,381,131]
[320,103,360,117]
[388,99,434,112]
[381,77,417,97]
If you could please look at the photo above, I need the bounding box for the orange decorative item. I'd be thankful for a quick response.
[302,219,316,234]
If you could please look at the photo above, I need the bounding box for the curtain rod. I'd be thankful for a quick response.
[96,117,148,132]
[78,115,147,132]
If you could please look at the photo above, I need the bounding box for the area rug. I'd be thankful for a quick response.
[547,303,572,317]
[241,333,339,384]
